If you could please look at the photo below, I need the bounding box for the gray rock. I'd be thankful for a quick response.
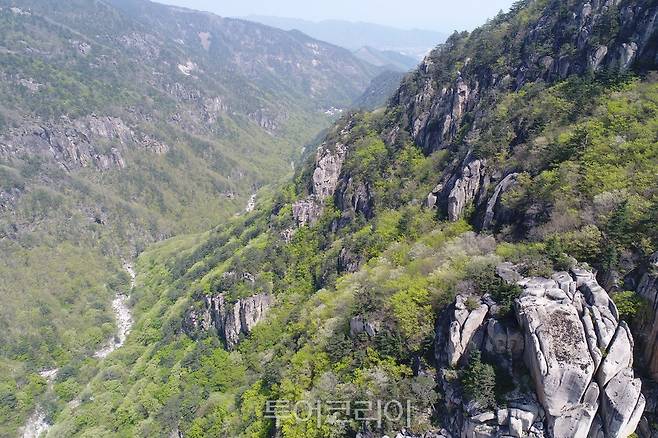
[183,293,272,350]
[482,173,519,230]
[597,322,633,387]
[471,412,496,423]
[601,369,646,438]
[313,143,347,198]
[292,197,323,227]
[496,263,522,284]
[349,315,379,338]
[516,291,596,418]
[508,408,537,438]
[292,142,348,227]
[507,264,645,438]
[447,158,486,222]
[548,382,599,438]
[0,114,168,171]
[483,319,524,359]
[447,295,489,366]
[590,46,608,71]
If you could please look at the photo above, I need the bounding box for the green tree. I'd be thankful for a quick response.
[462,351,497,409]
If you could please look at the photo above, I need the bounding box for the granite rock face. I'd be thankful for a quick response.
[0,115,168,171]
[184,292,273,350]
[393,0,658,155]
[446,158,487,222]
[512,265,645,438]
[446,295,490,366]
[292,142,348,227]
[434,263,645,438]
[426,153,489,223]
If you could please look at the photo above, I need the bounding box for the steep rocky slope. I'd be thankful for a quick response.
[9,0,658,437]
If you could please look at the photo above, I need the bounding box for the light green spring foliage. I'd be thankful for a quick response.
[14,73,658,437]
[3,0,658,435]
[484,77,658,269]
[0,0,365,432]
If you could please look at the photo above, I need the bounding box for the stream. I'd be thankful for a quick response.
[20,262,136,438]
[245,193,257,212]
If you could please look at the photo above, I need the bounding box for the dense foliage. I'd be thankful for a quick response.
[2,0,657,436]
[0,0,378,434]
[41,71,658,434]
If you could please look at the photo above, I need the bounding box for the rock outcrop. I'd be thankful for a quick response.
[434,263,645,438]
[426,153,489,222]
[513,265,644,438]
[184,293,273,350]
[481,173,519,230]
[349,315,380,338]
[446,295,490,366]
[393,0,658,155]
[292,142,348,226]
[0,115,168,171]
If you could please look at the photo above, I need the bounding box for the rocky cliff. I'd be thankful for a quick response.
[0,115,168,171]
[395,0,658,154]
[391,0,658,227]
[435,263,645,438]
[184,291,273,350]
[292,137,350,227]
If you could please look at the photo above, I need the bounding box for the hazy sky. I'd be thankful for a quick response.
[153,0,517,32]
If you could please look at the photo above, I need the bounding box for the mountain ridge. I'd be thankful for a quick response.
[243,15,447,59]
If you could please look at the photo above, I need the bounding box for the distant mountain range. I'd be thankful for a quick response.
[353,46,419,71]
[243,15,447,60]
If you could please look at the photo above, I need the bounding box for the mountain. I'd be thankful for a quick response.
[352,70,407,110]
[6,0,658,438]
[353,46,419,72]
[0,0,379,435]
[244,15,447,59]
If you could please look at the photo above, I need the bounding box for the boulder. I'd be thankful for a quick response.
[601,369,646,437]
[508,265,645,438]
[447,158,486,222]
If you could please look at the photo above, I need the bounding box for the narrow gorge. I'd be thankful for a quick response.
[19,262,136,438]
